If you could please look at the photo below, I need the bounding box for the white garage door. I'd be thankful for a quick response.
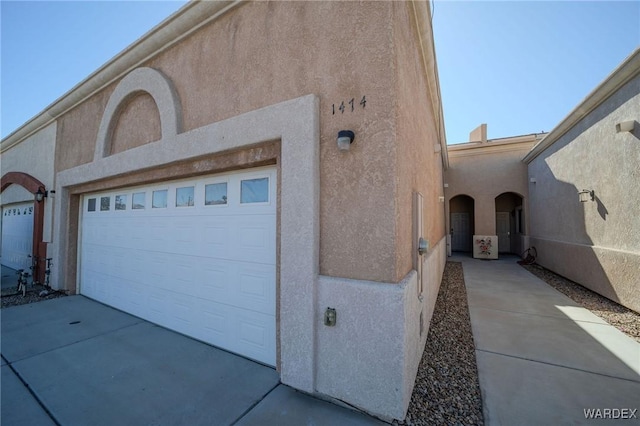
[80,168,277,366]
[1,202,34,270]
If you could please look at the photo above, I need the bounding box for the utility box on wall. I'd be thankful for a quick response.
[473,235,498,259]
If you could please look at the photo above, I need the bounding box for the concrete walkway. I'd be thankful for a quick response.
[1,296,383,426]
[456,255,640,425]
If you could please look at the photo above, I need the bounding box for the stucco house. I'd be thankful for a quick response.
[445,48,639,313]
[0,1,448,421]
[4,0,637,420]
[444,124,545,259]
[524,48,640,313]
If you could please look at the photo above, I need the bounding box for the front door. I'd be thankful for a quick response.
[496,212,510,253]
[451,212,471,252]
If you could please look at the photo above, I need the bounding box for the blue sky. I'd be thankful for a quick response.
[1,1,639,142]
[433,1,640,143]
[1,1,188,138]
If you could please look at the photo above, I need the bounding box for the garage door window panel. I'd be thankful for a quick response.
[176,186,195,207]
[241,178,269,204]
[88,198,97,212]
[100,197,110,211]
[115,195,127,210]
[132,192,145,209]
[205,182,228,206]
[152,190,168,208]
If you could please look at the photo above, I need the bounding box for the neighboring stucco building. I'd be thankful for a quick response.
[0,1,448,421]
[444,124,545,259]
[524,48,640,313]
[444,48,639,313]
[1,123,56,282]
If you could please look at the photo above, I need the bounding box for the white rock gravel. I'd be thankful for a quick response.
[521,263,640,343]
[395,261,484,426]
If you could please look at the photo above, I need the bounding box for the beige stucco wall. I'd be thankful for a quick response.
[1,179,33,203]
[15,2,446,420]
[444,138,536,239]
[111,93,162,154]
[528,72,640,312]
[54,1,406,283]
[55,89,110,171]
[389,4,447,416]
[316,236,446,420]
[1,122,57,242]
[394,1,446,278]
[311,2,447,418]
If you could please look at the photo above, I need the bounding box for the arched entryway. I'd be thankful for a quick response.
[449,195,475,252]
[1,172,47,283]
[495,192,524,255]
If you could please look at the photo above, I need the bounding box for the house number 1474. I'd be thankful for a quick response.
[332,96,367,115]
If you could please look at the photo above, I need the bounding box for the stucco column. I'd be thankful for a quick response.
[33,195,46,283]
[475,195,496,235]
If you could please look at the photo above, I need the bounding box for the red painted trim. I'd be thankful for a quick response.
[1,172,45,194]
[1,172,47,283]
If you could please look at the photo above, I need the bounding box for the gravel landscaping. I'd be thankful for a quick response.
[1,284,66,309]
[396,261,484,426]
[397,259,640,425]
[521,263,640,343]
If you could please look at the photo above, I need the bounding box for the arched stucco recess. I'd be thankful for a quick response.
[1,171,47,283]
[94,67,182,161]
[449,193,475,201]
[493,190,525,200]
[446,194,476,248]
[494,191,528,248]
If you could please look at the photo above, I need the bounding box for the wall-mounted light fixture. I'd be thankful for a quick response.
[337,130,355,151]
[324,307,337,326]
[615,120,636,133]
[35,187,47,202]
[530,178,537,184]
[578,189,594,203]
[418,237,429,255]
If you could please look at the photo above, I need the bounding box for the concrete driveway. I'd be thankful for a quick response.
[1,296,383,425]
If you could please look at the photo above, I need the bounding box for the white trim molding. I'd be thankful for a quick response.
[95,67,183,161]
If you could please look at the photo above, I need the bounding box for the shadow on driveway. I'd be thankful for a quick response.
[1,296,383,425]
